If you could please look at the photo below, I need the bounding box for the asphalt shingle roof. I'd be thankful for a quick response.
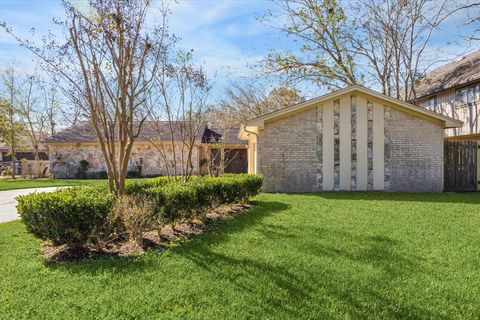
[415,50,480,99]
[45,122,245,145]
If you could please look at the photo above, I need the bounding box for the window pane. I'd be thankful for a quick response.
[456,89,467,104]
[427,96,436,111]
[467,87,475,104]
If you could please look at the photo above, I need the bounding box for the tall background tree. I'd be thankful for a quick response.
[262,0,472,101]
[262,0,358,89]
[205,82,304,128]
[0,66,27,179]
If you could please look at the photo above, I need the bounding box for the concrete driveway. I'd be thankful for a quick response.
[0,187,61,223]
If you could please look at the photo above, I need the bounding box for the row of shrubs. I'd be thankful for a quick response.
[17,174,263,249]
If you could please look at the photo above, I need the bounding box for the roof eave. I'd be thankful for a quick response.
[416,78,480,100]
[245,85,462,129]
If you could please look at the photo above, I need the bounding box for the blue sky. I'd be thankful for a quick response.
[0,0,478,98]
[0,0,291,96]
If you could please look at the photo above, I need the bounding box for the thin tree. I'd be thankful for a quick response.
[149,50,211,182]
[2,0,175,195]
[0,66,25,179]
[16,71,45,173]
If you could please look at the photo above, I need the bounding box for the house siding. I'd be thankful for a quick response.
[417,82,480,137]
[256,93,444,192]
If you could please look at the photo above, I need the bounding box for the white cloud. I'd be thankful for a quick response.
[163,0,272,88]
[0,0,293,94]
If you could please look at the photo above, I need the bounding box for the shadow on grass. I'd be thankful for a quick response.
[41,197,451,318]
[45,200,291,274]
[178,220,443,319]
[294,191,480,205]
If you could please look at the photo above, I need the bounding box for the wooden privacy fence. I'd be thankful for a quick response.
[444,141,477,192]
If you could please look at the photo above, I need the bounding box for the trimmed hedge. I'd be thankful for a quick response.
[17,174,263,248]
[145,174,263,223]
[125,176,171,195]
[17,187,115,248]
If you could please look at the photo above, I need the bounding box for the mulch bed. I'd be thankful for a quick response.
[42,202,253,262]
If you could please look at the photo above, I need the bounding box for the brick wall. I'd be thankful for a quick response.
[257,103,445,192]
[257,108,318,192]
[389,109,444,191]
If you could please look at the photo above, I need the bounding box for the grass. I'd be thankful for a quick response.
[0,178,107,191]
[1,192,480,319]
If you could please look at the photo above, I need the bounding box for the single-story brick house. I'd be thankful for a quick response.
[45,122,247,178]
[239,85,463,192]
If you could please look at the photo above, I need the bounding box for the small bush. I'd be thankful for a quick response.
[111,195,156,246]
[86,171,108,179]
[1,166,13,176]
[17,187,115,249]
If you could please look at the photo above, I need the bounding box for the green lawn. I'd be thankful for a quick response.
[1,192,480,319]
[0,178,106,191]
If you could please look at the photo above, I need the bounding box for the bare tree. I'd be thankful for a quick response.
[351,0,457,100]
[455,1,480,41]
[2,0,175,195]
[41,82,60,137]
[205,82,304,128]
[149,50,211,182]
[0,66,26,179]
[16,72,45,168]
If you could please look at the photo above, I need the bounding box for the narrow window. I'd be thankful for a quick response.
[427,96,436,111]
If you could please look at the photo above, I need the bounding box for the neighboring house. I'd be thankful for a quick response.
[0,142,49,176]
[239,85,462,193]
[415,50,480,138]
[0,143,49,162]
[44,122,247,178]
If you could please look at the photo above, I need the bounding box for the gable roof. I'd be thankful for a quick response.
[0,141,47,153]
[415,50,480,99]
[45,121,245,145]
[239,85,462,139]
[45,121,206,143]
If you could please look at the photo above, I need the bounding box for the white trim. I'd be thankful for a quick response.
[323,101,334,191]
[356,96,368,191]
[244,85,463,130]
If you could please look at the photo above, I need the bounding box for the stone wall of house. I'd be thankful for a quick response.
[256,96,444,192]
[48,142,200,178]
[388,109,444,192]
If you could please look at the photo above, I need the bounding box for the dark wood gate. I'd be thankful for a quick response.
[444,141,477,191]
[224,149,248,174]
